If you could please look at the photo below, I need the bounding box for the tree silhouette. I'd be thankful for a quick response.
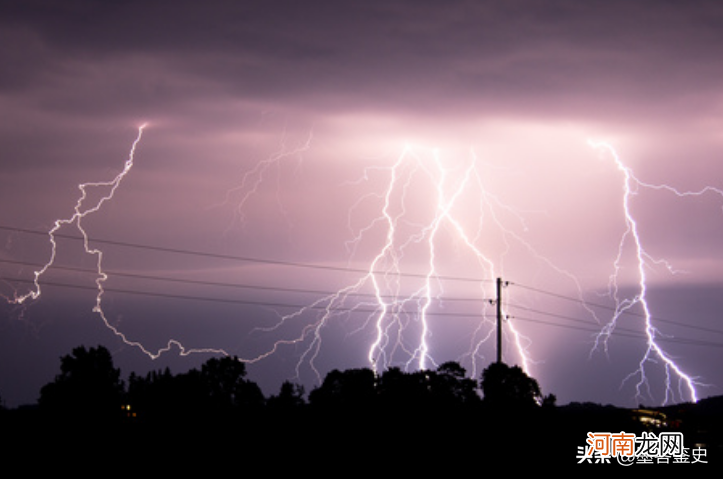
[200,355,264,411]
[38,345,124,422]
[127,356,264,425]
[267,380,306,411]
[480,362,542,409]
[266,380,308,436]
[430,361,481,408]
[308,367,376,411]
[127,367,177,421]
[28,342,567,453]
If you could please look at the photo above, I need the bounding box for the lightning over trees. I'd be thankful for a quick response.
[3,125,722,408]
[588,141,723,405]
[2,124,230,361]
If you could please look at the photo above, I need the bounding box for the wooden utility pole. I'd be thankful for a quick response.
[496,277,503,364]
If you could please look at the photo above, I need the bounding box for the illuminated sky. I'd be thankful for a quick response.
[1,0,723,408]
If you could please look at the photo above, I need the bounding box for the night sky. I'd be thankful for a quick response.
[1,0,723,409]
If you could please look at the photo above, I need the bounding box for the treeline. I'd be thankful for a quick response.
[0,345,575,467]
[4,345,721,467]
[3,344,555,428]
[9,344,711,466]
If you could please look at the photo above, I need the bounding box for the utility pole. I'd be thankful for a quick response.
[496,277,503,364]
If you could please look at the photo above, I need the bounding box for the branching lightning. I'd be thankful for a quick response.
[240,144,536,383]
[6,124,720,407]
[9,125,147,306]
[588,140,723,404]
[217,129,313,232]
[5,124,229,360]
[234,137,721,404]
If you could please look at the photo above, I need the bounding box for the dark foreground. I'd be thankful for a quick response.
[3,349,720,470]
[3,398,721,472]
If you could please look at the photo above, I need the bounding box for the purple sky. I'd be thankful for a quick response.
[1,0,723,408]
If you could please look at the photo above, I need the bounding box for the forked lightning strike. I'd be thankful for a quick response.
[237,137,721,404]
[243,144,535,383]
[218,129,313,232]
[7,125,719,407]
[589,140,723,404]
[5,124,228,360]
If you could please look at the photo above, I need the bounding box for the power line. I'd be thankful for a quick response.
[510,314,723,350]
[505,303,600,328]
[508,304,723,334]
[509,281,723,336]
[0,258,491,304]
[7,273,718,350]
[0,224,494,284]
[512,281,628,312]
[4,269,721,351]
[505,298,723,349]
[2,224,720,346]
[1,276,495,320]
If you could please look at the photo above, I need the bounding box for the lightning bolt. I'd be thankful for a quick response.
[8,124,718,406]
[588,140,722,405]
[9,124,147,306]
[217,128,313,232]
[5,124,229,360]
[243,144,535,383]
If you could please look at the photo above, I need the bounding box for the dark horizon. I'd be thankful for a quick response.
[2,344,719,467]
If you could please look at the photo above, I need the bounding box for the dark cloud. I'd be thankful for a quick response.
[2,0,722,122]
